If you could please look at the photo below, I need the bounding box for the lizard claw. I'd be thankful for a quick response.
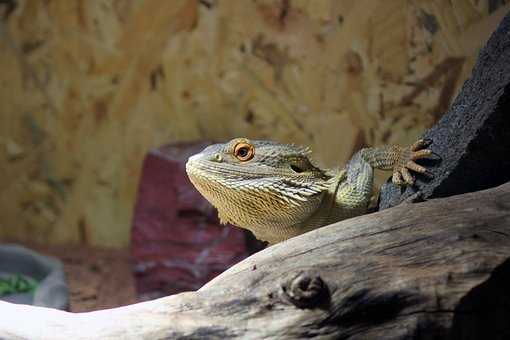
[411,138,432,151]
[392,139,435,186]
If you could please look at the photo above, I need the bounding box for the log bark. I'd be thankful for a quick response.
[1,182,509,339]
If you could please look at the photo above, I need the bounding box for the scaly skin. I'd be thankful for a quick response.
[186,138,433,244]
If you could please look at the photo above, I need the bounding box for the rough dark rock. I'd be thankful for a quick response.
[379,12,510,209]
[131,141,260,298]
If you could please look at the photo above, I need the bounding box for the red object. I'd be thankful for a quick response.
[131,141,258,299]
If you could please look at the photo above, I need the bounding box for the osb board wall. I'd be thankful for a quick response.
[0,0,508,248]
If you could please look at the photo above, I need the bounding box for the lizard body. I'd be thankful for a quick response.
[186,138,433,244]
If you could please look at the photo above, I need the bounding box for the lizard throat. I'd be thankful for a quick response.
[185,160,325,243]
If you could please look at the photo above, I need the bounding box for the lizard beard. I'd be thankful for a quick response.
[186,161,325,243]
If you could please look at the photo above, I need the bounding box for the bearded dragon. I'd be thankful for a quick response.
[186,138,433,244]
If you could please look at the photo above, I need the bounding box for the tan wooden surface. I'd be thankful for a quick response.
[0,1,508,247]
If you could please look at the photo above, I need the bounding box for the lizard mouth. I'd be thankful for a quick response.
[185,157,235,209]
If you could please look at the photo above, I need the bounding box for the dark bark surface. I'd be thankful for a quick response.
[379,12,510,209]
[1,182,509,339]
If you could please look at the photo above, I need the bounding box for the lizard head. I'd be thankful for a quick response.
[186,138,331,242]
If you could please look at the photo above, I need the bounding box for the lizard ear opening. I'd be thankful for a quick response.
[290,164,304,173]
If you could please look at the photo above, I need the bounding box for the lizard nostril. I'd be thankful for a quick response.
[214,153,223,162]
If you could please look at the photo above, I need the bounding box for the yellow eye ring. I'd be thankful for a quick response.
[233,142,255,161]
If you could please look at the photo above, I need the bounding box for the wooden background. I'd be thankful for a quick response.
[0,0,508,248]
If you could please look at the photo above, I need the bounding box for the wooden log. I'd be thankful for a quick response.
[1,182,509,339]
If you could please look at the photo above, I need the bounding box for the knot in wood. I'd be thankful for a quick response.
[281,271,328,309]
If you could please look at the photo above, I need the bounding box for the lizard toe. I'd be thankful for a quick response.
[423,169,435,178]
[421,138,433,147]
[406,160,426,173]
[400,167,415,185]
[392,171,404,186]
[410,138,430,151]
[411,149,433,160]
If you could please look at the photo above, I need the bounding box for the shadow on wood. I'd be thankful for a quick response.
[451,258,510,340]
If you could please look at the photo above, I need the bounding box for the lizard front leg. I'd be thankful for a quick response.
[338,139,434,212]
[359,138,434,186]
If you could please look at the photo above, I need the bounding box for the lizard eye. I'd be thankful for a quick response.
[234,142,254,161]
